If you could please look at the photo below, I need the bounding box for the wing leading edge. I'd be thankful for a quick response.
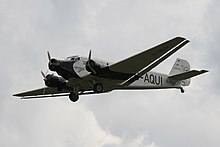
[13,87,71,97]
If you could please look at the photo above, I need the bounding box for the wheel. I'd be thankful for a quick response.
[69,92,79,102]
[180,87,185,93]
[93,84,103,93]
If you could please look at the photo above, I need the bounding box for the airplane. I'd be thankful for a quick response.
[13,37,208,102]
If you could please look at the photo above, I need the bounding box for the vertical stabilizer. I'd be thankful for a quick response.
[169,58,190,86]
[169,58,190,75]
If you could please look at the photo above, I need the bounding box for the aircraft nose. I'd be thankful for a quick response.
[49,58,60,71]
[50,58,58,64]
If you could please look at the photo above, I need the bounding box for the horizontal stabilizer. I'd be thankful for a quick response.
[168,70,208,81]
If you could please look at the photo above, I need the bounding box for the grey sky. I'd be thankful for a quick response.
[1,0,220,146]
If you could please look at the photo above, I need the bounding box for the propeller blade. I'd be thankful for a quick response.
[41,71,46,79]
[88,50,91,62]
[88,64,96,74]
[47,51,51,61]
[85,50,97,74]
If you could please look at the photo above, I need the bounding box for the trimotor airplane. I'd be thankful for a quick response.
[13,37,208,102]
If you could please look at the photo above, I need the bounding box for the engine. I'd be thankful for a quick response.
[48,58,60,71]
[44,74,66,90]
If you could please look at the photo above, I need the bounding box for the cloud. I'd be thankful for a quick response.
[0,98,160,147]
[0,101,121,147]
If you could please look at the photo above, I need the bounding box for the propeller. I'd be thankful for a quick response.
[47,51,60,71]
[42,51,56,88]
[47,51,51,61]
[41,71,53,79]
[41,71,46,79]
[41,70,54,87]
[86,50,97,74]
[41,71,48,87]
[41,51,52,81]
[88,50,91,62]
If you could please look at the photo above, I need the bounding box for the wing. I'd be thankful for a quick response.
[13,87,71,99]
[109,37,187,74]
[121,39,190,85]
[13,86,110,99]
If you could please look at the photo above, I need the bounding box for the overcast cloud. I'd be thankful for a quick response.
[1,0,220,146]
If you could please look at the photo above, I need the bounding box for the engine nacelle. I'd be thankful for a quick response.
[44,74,66,89]
[48,58,60,71]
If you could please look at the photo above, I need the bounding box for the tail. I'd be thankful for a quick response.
[168,58,208,86]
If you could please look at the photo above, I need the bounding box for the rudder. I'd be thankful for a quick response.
[169,58,190,75]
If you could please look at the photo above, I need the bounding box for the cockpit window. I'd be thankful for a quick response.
[66,56,79,61]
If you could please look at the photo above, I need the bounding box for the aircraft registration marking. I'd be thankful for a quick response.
[143,74,163,86]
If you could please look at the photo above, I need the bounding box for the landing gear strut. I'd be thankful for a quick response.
[180,87,185,93]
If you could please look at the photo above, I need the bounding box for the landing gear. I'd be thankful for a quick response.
[93,83,103,93]
[180,87,185,93]
[69,92,79,102]
[69,85,79,102]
